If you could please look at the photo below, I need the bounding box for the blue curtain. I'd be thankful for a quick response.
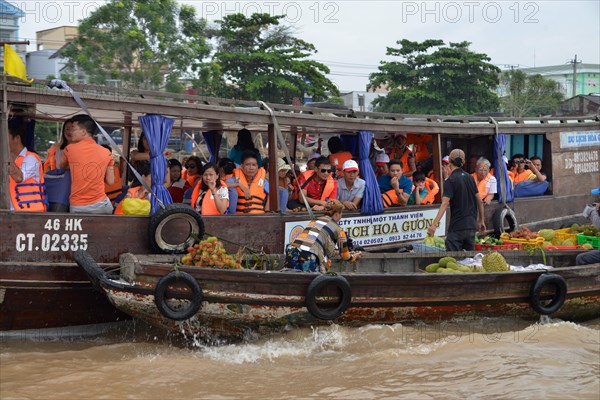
[202,130,222,163]
[358,130,384,215]
[493,133,514,204]
[26,119,36,151]
[340,134,358,156]
[139,114,174,215]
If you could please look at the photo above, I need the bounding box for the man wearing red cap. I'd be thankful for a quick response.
[427,149,485,251]
[337,160,365,210]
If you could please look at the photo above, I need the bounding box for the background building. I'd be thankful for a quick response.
[517,63,600,98]
[0,0,25,64]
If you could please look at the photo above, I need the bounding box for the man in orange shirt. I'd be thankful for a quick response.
[61,114,115,214]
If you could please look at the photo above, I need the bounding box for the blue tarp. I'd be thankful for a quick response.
[493,133,514,204]
[202,130,222,163]
[358,130,384,215]
[138,114,174,215]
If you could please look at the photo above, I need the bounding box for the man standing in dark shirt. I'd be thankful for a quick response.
[427,149,485,250]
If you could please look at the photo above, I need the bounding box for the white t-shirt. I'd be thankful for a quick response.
[486,174,498,195]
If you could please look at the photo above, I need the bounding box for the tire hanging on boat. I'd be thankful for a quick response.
[529,273,567,315]
[148,204,204,254]
[154,271,203,321]
[305,275,352,320]
[492,207,518,237]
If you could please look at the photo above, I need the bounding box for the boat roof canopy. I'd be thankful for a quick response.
[4,80,599,136]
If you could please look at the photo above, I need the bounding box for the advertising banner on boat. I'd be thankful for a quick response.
[559,130,600,149]
[284,208,446,249]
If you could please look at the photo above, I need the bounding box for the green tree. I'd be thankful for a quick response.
[60,0,210,90]
[369,40,500,114]
[500,70,564,117]
[211,13,339,103]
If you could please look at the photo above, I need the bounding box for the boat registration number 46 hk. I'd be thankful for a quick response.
[15,218,88,252]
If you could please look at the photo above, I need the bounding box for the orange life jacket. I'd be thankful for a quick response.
[390,147,413,175]
[114,186,146,215]
[421,177,439,204]
[472,172,494,200]
[10,151,47,212]
[191,181,228,215]
[329,151,352,172]
[382,188,404,208]
[105,164,123,201]
[297,169,336,201]
[513,169,534,184]
[233,168,267,214]
[408,134,432,163]
[44,143,59,172]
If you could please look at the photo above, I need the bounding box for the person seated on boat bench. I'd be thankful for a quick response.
[427,149,486,251]
[328,136,353,175]
[378,159,412,208]
[191,163,229,215]
[472,157,497,206]
[8,116,47,212]
[219,158,237,214]
[407,171,428,206]
[337,159,365,210]
[60,114,114,214]
[295,156,338,211]
[114,161,152,215]
[226,150,269,214]
[511,154,546,183]
[44,119,73,173]
[284,199,361,272]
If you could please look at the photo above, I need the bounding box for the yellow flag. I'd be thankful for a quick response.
[3,44,33,83]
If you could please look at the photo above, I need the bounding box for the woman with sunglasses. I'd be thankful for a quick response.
[294,156,338,211]
[191,163,229,215]
[182,156,203,192]
[284,199,361,272]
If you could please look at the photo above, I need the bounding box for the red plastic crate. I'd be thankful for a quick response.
[544,245,585,250]
[474,243,522,251]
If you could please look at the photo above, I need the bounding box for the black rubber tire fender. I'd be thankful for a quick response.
[493,207,518,237]
[154,271,203,321]
[529,273,567,315]
[305,275,352,320]
[148,204,204,254]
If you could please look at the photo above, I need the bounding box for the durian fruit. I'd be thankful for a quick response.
[582,243,593,249]
[543,241,553,248]
[538,229,555,241]
[425,263,440,273]
[438,257,457,268]
[562,238,577,246]
[482,252,509,272]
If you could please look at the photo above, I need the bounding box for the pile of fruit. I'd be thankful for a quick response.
[506,227,538,240]
[422,236,446,250]
[476,236,504,245]
[567,224,600,237]
[423,252,509,274]
[180,237,242,269]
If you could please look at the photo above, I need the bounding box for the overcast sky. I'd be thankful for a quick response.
[16,0,600,91]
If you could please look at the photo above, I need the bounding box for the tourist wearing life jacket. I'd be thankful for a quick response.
[471,157,497,205]
[374,153,390,179]
[227,150,269,214]
[182,156,202,192]
[327,136,353,174]
[61,114,115,214]
[8,116,47,212]
[295,156,338,211]
[511,154,547,184]
[191,163,229,216]
[383,133,416,177]
[407,171,429,206]
[284,200,361,273]
[378,159,412,208]
[44,119,73,173]
[114,161,152,215]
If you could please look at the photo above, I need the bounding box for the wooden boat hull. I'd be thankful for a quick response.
[74,251,600,341]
